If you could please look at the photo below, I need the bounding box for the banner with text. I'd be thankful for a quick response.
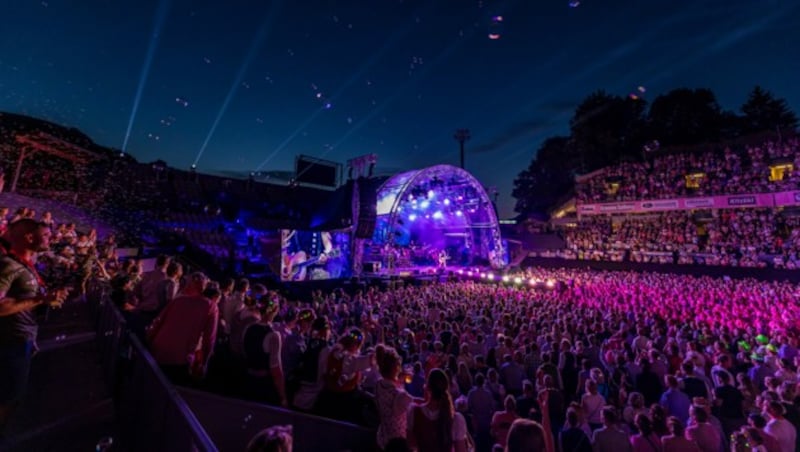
[576,192,791,215]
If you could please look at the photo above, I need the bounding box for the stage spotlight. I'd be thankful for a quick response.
[529,278,537,286]
[408,214,417,221]
[480,273,486,279]
[546,280,555,288]
[502,275,510,283]
[443,198,451,205]
[514,277,522,285]
[467,271,473,277]
[432,211,443,220]
[420,200,430,209]
[427,190,434,199]
[458,269,464,275]
[455,210,463,217]
[487,273,495,281]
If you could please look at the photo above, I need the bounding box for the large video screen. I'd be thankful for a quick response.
[280,229,352,281]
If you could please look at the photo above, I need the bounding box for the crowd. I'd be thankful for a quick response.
[577,138,800,203]
[2,194,800,451]
[116,259,800,451]
[560,209,800,268]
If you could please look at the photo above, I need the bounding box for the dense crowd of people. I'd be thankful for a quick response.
[577,138,800,203]
[104,254,800,451]
[558,209,800,268]
[2,129,800,451]
[1,190,800,451]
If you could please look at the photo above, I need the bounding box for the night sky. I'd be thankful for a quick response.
[1,0,798,217]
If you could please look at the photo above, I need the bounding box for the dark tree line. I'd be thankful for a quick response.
[512,86,798,216]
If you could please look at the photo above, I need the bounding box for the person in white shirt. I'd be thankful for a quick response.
[581,379,606,429]
[221,279,249,336]
[375,347,415,449]
[763,400,797,452]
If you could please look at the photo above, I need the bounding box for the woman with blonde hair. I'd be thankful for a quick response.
[375,347,416,450]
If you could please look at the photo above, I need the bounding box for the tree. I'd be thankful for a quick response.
[569,91,647,172]
[646,88,726,145]
[740,86,798,134]
[512,137,575,215]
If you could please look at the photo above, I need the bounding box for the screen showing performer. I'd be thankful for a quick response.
[280,229,351,281]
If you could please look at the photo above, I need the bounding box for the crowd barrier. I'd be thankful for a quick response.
[522,256,800,283]
[94,296,218,452]
[179,388,377,452]
[92,281,378,451]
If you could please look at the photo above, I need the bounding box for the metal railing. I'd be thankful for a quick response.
[94,295,217,452]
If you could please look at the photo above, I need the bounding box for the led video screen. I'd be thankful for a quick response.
[280,229,352,281]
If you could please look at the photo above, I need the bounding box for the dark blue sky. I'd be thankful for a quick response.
[1,0,798,217]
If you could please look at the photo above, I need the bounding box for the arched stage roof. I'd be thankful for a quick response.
[373,164,506,268]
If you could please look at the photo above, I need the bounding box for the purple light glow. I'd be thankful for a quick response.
[443,198,451,205]
[432,211,443,219]
[427,190,434,199]
[455,210,463,217]
[408,213,417,221]
[420,200,430,209]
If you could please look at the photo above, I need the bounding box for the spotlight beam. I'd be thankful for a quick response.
[253,2,438,172]
[121,0,172,153]
[294,21,478,182]
[192,0,285,168]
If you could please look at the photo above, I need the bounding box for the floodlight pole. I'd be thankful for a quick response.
[454,128,471,170]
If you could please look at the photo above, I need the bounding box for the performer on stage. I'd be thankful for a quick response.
[282,230,347,281]
[437,249,449,269]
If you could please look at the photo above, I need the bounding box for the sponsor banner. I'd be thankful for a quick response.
[774,190,800,207]
[640,200,680,211]
[577,192,777,215]
[598,202,637,213]
[684,197,715,209]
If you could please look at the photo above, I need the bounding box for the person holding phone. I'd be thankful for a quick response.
[0,219,67,434]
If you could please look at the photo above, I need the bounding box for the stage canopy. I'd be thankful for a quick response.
[372,164,505,268]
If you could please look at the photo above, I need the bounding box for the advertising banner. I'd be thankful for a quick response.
[774,190,800,207]
[577,192,779,216]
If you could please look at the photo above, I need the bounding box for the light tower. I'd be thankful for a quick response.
[454,128,471,170]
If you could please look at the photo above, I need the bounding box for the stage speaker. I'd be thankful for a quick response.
[354,179,378,239]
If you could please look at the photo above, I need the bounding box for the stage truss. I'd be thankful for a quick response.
[370,164,505,269]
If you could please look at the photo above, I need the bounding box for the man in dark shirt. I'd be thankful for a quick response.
[713,371,745,436]
[0,219,66,433]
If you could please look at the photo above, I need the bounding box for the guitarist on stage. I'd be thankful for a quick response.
[437,249,449,269]
[282,231,345,281]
